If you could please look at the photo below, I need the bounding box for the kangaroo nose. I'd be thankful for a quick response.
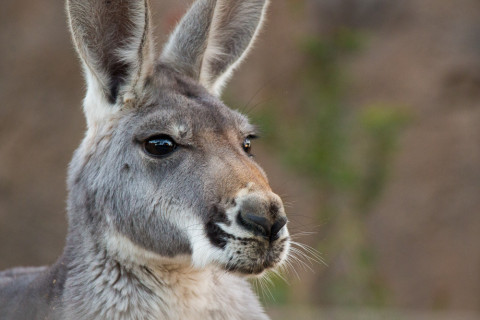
[238,213,287,242]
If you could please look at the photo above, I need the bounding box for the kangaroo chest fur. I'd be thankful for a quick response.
[61,253,268,320]
[0,252,268,320]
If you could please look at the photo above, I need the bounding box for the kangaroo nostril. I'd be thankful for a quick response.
[270,216,288,242]
[238,212,287,242]
[244,214,272,237]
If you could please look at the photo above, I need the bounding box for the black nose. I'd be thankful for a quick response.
[238,213,287,242]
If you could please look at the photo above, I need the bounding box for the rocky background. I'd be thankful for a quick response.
[1,0,479,316]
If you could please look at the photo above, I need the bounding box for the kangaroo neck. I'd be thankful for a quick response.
[61,233,223,320]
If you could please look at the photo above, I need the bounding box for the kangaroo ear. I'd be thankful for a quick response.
[67,0,154,120]
[161,0,269,96]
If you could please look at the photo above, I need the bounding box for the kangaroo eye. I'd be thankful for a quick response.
[144,135,177,158]
[242,137,252,154]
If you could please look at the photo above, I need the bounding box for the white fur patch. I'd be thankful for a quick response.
[104,230,191,268]
[83,73,120,128]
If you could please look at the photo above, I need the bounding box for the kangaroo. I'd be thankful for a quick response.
[0,0,290,319]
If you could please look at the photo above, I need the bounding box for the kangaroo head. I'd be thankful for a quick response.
[66,0,289,275]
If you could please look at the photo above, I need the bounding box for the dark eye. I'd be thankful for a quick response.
[144,135,177,158]
[242,137,252,154]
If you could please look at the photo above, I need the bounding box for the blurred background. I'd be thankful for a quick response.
[1,0,479,318]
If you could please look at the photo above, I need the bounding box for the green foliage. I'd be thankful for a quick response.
[271,30,366,191]
[357,104,411,213]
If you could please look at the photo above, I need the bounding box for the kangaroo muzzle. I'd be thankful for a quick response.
[235,191,288,242]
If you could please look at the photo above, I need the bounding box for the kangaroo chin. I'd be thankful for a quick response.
[0,0,291,319]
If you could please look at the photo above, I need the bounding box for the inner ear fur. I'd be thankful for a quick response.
[67,0,154,105]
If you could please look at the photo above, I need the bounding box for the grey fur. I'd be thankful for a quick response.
[0,1,288,319]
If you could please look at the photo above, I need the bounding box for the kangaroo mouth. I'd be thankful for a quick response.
[206,220,290,275]
[224,238,289,275]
